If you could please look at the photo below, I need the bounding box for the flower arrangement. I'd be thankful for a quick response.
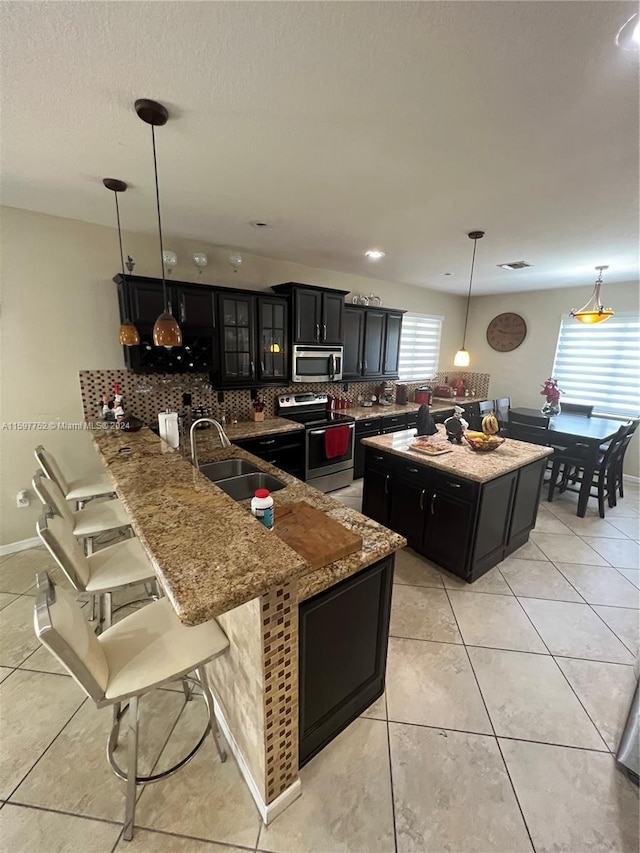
[540,377,562,415]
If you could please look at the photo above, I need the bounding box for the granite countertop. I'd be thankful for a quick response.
[91,426,405,624]
[348,398,487,421]
[362,426,553,483]
[218,417,303,441]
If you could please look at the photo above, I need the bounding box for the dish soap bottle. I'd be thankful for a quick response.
[251,489,274,531]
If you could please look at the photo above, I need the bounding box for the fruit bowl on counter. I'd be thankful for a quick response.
[464,431,505,452]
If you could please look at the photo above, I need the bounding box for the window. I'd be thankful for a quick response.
[398,313,443,381]
[552,312,640,417]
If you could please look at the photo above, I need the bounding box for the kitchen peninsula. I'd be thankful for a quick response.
[90,425,405,823]
[362,428,553,582]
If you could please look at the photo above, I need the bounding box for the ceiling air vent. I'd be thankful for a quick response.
[497,261,533,270]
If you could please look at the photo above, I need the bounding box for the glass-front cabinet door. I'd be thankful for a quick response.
[218,293,256,385]
[258,297,287,382]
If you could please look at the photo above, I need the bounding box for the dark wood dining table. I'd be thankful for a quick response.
[509,408,626,517]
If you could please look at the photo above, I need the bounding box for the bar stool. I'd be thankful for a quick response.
[33,470,131,554]
[34,572,229,841]
[37,510,157,630]
[34,444,115,510]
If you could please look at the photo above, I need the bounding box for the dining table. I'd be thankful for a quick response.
[508,408,627,517]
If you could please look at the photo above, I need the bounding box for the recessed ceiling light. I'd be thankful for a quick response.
[442,272,453,276]
[497,261,533,271]
[250,220,271,228]
[365,250,385,260]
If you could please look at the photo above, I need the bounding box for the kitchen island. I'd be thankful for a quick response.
[362,428,553,582]
[90,425,405,823]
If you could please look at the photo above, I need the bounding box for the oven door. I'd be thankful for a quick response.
[293,347,343,383]
[306,422,355,477]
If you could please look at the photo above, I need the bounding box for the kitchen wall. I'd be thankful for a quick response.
[0,205,467,546]
[464,280,640,476]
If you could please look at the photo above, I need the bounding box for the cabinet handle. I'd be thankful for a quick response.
[180,300,186,324]
[259,439,277,446]
[430,494,436,514]
[373,455,383,461]
[364,360,368,372]
[383,361,387,373]
[407,467,419,474]
[358,360,363,373]
[322,324,327,341]
[446,482,461,489]
[384,474,390,495]
[260,361,265,374]
[315,323,320,340]
[265,458,277,464]
[419,488,426,510]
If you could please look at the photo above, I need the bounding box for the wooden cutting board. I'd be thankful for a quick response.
[273,501,363,569]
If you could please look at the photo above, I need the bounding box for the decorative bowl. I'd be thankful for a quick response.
[464,433,505,452]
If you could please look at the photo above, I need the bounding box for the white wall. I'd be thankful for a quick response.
[0,206,466,545]
[465,280,640,476]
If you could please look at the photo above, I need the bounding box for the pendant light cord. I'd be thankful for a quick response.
[113,191,126,279]
[151,125,168,311]
[461,236,478,349]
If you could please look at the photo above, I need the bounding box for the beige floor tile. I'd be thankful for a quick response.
[361,691,386,720]
[136,699,260,848]
[0,595,42,667]
[530,532,609,565]
[601,502,640,519]
[393,548,443,588]
[441,566,513,595]
[532,512,574,534]
[554,563,640,608]
[447,591,547,653]
[19,643,70,675]
[0,666,14,683]
[509,538,549,561]
[337,496,362,511]
[386,637,491,734]
[0,592,18,611]
[499,557,583,602]
[0,802,121,853]
[0,547,57,595]
[390,584,461,643]
[607,517,640,539]
[500,739,640,853]
[259,718,395,853]
[519,598,635,664]
[0,669,85,799]
[115,827,243,852]
[468,647,606,750]
[581,537,640,570]
[390,723,532,853]
[592,605,640,656]
[555,657,637,751]
[14,688,185,821]
[617,568,640,589]
[562,515,633,538]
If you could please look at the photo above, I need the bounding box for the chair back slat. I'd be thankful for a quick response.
[507,410,550,445]
[36,511,91,591]
[34,572,107,702]
[32,471,74,525]
[561,403,594,417]
[495,397,511,425]
[34,445,70,494]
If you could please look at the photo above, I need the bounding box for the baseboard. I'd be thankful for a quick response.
[624,474,639,484]
[212,696,301,824]
[0,537,40,557]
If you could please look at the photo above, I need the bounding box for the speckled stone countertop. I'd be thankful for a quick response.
[222,417,303,441]
[348,398,487,420]
[362,427,553,483]
[91,427,405,623]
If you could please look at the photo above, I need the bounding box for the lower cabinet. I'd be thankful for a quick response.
[298,555,394,767]
[389,478,428,551]
[232,431,304,479]
[422,491,475,576]
[361,460,392,525]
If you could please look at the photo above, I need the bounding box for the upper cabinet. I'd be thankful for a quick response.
[257,297,288,383]
[178,286,216,329]
[217,292,256,385]
[272,283,348,345]
[343,305,406,380]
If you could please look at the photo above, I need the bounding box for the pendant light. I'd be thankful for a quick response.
[570,266,614,325]
[105,178,140,346]
[134,98,182,348]
[454,230,484,367]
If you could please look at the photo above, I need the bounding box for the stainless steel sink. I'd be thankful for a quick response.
[199,459,260,482]
[215,472,286,501]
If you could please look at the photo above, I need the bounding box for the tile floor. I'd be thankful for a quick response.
[0,479,638,852]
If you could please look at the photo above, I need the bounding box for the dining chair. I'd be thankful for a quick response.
[34,444,115,510]
[33,571,229,841]
[613,418,639,499]
[468,400,495,431]
[495,397,511,431]
[507,410,550,445]
[560,403,594,417]
[547,424,628,517]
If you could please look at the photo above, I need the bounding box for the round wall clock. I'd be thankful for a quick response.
[486,313,527,352]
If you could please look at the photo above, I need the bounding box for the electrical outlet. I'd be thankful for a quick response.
[16,490,30,508]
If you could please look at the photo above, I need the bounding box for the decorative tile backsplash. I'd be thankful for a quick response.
[79,369,490,426]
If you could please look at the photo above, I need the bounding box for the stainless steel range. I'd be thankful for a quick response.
[277,394,355,493]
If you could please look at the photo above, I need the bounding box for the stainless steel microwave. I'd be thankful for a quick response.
[292,345,343,383]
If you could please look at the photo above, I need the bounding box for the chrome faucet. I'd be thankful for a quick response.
[189,418,231,468]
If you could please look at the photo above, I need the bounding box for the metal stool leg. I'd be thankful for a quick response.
[196,666,227,762]
[181,678,194,702]
[108,702,122,754]
[123,696,139,841]
[102,592,113,631]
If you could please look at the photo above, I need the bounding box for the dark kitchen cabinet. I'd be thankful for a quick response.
[389,477,428,551]
[294,288,323,344]
[363,311,385,376]
[128,279,172,326]
[422,491,475,576]
[257,297,288,383]
[178,286,216,329]
[233,430,304,479]
[271,283,349,345]
[218,293,256,385]
[343,307,365,379]
[299,555,394,766]
[383,312,403,376]
[507,460,546,553]
[354,418,382,479]
[362,456,392,526]
[341,306,405,380]
[322,291,345,344]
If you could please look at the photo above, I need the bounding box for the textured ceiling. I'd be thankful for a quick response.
[1,1,638,295]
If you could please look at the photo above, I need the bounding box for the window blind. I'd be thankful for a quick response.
[398,313,443,381]
[552,312,640,417]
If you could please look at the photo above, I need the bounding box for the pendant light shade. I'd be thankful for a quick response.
[104,178,140,347]
[454,230,484,368]
[570,266,614,325]
[135,98,182,349]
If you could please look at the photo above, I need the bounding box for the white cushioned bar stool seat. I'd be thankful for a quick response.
[33,470,131,546]
[34,444,115,508]
[37,510,157,630]
[34,572,229,841]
